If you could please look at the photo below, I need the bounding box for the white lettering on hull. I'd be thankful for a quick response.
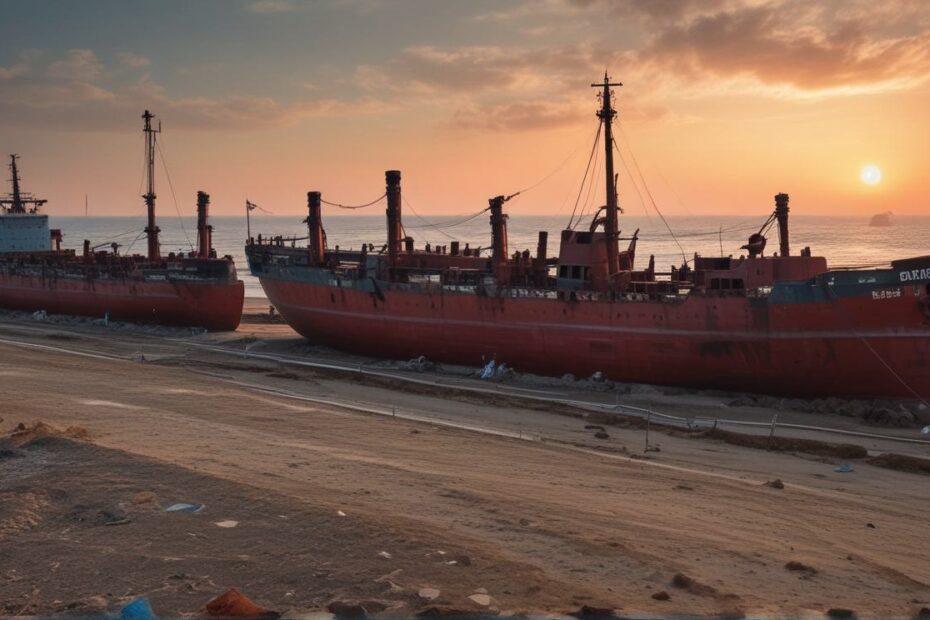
[900,268,930,282]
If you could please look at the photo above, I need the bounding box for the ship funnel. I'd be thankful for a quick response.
[196,191,213,259]
[385,170,402,263]
[307,191,325,266]
[489,195,509,265]
[775,193,790,257]
[535,231,548,285]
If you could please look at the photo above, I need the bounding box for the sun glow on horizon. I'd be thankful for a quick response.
[861,164,882,186]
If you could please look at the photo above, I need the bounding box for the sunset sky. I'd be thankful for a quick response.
[1,0,928,219]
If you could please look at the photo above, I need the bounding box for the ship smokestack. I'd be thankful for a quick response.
[775,193,790,257]
[385,170,402,263]
[307,191,325,266]
[535,231,548,285]
[489,195,509,266]
[196,191,212,259]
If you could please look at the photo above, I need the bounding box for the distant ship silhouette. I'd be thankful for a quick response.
[869,211,893,227]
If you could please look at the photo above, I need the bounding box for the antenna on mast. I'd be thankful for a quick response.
[142,110,161,261]
[1,154,48,215]
[591,73,622,278]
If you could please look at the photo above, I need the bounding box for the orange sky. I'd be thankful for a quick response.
[1,0,929,218]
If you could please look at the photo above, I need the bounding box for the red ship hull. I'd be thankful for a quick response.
[0,272,244,331]
[259,278,930,400]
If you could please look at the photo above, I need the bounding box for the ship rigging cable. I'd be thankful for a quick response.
[614,129,686,262]
[567,122,602,230]
[155,141,195,252]
[512,133,590,197]
[320,193,386,209]
[403,196,486,239]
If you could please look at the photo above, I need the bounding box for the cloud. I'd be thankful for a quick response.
[0,49,386,132]
[354,43,652,132]
[357,44,612,96]
[47,49,103,81]
[639,3,930,91]
[450,101,587,132]
[117,52,151,68]
[0,64,27,79]
[245,0,299,14]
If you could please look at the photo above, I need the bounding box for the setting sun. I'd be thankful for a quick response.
[861,164,882,186]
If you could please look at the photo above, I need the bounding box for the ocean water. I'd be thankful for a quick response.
[49,214,930,299]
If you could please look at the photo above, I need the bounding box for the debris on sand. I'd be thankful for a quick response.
[407,355,434,372]
[204,588,277,618]
[784,561,817,574]
[651,590,671,601]
[165,503,205,513]
[594,431,610,440]
[570,604,619,618]
[120,597,157,620]
[467,593,491,606]
[326,601,368,618]
[418,588,440,601]
[834,463,855,473]
[215,520,239,528]
[416,607,468,617]
[764,479,785,489]
[671,572,734,599]
[131,491,158,505]
[826,608,857,619]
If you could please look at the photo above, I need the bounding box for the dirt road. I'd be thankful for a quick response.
[2,314,930,618]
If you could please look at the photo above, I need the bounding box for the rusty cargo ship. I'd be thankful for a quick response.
[246,76,930,399]
[0,111,244,331]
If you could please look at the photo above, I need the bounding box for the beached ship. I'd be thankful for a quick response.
[246,76,930,399]
[0,111,244,330]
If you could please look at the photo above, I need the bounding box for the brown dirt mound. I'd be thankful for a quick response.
[5,421,90,448]
[703,428,867,459]
[866,453,930,476]
[204,588,277,618]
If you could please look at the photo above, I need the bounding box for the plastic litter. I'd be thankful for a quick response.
[480,360,496,380]
[215,520,239,528]
[378,551,392,559]
[418,588,440,601]
[468,593,491,606]
[922,425,930,435]
[834,463,854,473]
[337,510,346,517]
[165,503,205,513]
[120,597,157,620]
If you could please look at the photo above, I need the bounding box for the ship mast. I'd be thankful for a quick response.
[142,110,161,260]
[592,73,622,277]
[1,154,47,214]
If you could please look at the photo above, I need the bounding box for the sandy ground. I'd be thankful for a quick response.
[2,306,930,618]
